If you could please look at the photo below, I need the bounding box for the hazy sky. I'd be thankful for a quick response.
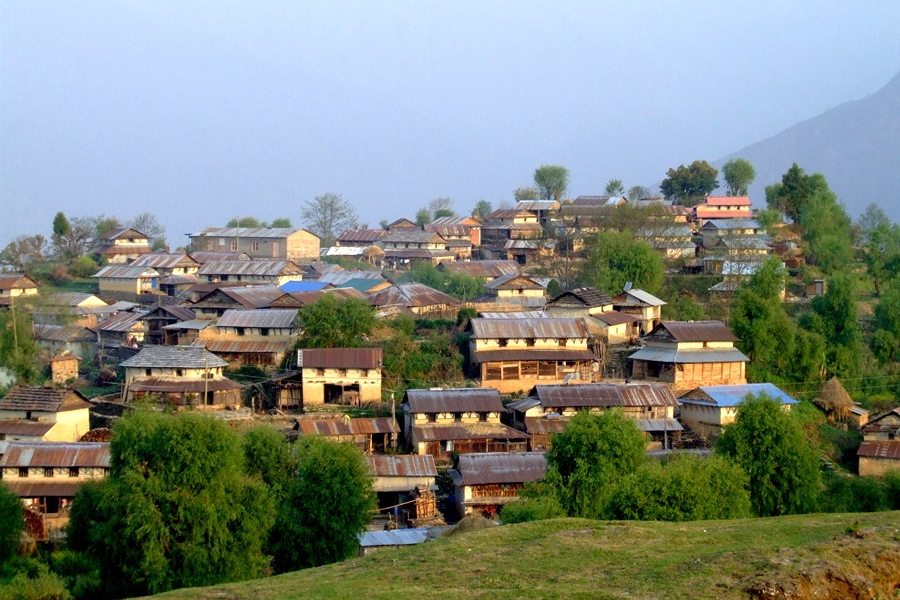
[2,1,899,249]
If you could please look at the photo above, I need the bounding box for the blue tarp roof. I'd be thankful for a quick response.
[280,281,330,293]
[683,383,798,407]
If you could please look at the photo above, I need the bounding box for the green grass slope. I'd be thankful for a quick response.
[146,512,900,600]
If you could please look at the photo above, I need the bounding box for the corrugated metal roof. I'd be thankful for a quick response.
[647,320,739,343]
[680,383,798,407]
[405,388,503,414]
[200,339,291,354]
[857,441,900,460]
[367,282,460,309]
[336,229,386,243]
[161,319,214,331]
[615,289,666,307]
[366,454,437,478]
[515,200,559,211]
[297,417,397,437]
[132,252,199,270]
[439,260,520,278]
[280,281,331,293]
[45,293,107,308]
[189,251,251,264]
[120,345,229,368]
[0,421,56,436]
[428,216,480,227]
[318,270,387,285]
[453,452,547,486]
[92,265,159,279]
[484,209,535,220]
[0,442,110,468]
[381,230,446,244]
[33,324,95,343]
[594,311,640,326]
[470,317,589,340]
[479,311,545,319]
[0,273,38,290]
[198,260,302,277]
[412,422,528,442]
[635,418,683,432]
[358,529,429,548]
[128,377,242,393]
[298,348,383,369]
[191,227,310,239]
[530,383,677,408]
[628,347,749,364]
[473,349,597,363]
[484,274,545,291]
[96,311,145,333]
[0,387,91,412]
[216,308,298,329]
[700,218,760,230]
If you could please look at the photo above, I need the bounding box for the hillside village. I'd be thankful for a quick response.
[2,161,900,596]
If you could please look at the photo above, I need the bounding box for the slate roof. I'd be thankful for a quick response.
[451,452,547,486]
[120,345,229,368]
[0,387,91,413]
[680,383,798,407]
[546,287,614,309]
[404,388,503,414]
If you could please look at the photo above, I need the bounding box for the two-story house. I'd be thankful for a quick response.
[858,407,900,477]
[291,347,383,407]
[197,308,299,371]
[197,260,304,286]
[468,317,598,393]
[0,386,92,442]
[480,209,543,258]
[378,230,455,268]
[188,227,320,262]
[693,196,752,225]
[612,288,667,336]
[89,227,152,264]
[678,383,798,436]
[450,452,548,517]
[629,321,749,393]
[367,282,461,320]
[92,265,160,302]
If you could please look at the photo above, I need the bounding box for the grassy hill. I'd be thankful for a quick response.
[145,512,900,600]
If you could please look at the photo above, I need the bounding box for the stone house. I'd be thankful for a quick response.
[0,386,93,442]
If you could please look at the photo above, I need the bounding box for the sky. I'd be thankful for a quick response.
[2,1,900,250]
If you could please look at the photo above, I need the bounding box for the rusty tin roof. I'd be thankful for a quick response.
[366,454,437,478]
[404,388,503,414]
[470,317,589,340]
[529,383,678,408]
[297,348,383,369]
[452,452,547,486]
[0,442,110,468]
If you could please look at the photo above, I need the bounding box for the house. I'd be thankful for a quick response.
[503,238,555,266]
[468,317,598,393]
[612,288,667,335]
[92,265,160,302]
[480,274,547,307]
[159,318,214,346]
[95,309,146,349]
[296,416,398,453]
[197,308,299,370]
[629,321,749,393]
[385,218,420,231]
[131,251,199,275]
[858,407,900,476]
[190,285,287,318]
[481,209,543,257]
[197,260,304,286]
[284,347,384,407]
[89,227,152,264]
[0,272,39,306]
[514,200,560,228]
[507,382,681,448]
[366,282,461,320]
[635,224,697,260]
[0,386,93,442]
[366,454,438,524]
[142,305,196,345]
[188,227,320,262]
[33,324,96,362]
[119,345,243,408]
[36,293,115,328]
[438,260,520,281]
[544,287,639,345]
[188,251,253,264]
[678,383,798,436]
[378,230,455,268]
[693,196,752,224]
[707,261,784,299]
[0,442,110,536]
[335,228,387,247]
[450,452,548,517]
[317,269,387,287]
[425,215,482,248]
[401,388,528,462]
[699,219,761,247]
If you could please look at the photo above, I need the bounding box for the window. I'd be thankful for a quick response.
[18,468,28,478]
[44,468,54,478]
[558,338,567,347]
[443,440,454,452]
[176,369,183,377]
[230,241,238,251]
[237,328,245,336]
[498,339,508,347]
[218,238,226,247]
[68,468,79,478]
[252,241,260,251]
[145,368,152,377]
[260,328,269,336]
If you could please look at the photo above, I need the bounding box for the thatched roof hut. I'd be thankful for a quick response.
[817,377,853,421]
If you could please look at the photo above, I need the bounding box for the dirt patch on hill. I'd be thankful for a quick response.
[745,525,900,600]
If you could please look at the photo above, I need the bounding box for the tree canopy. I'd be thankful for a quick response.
[513,185,540,201]
[604,178,625,196]
[298,294,377,348]
[722,158,756,196]
[533,165,570,201]
[577,231,664,294]
[0,483,23,567]
[659,160,719,205]
[716,393,820,517]
[301,193,358,247]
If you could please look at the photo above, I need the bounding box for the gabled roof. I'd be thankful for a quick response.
[614,289,666,307]
[857,441,900,460]
[96,311,145,333]
[484,209,536,220]
[386,218,419,230]
[700,219,760,231]
[404,388,503,414]
[680,383,797,407]
[546,287,614,309]
[195,339,292,354]
[336,229,386,244]
[0,387,92,412]
[279,281,332,293]
[142,304,196,322]
[451,452,547,486]
[193,286,286,309]
[120,345,229,369]
[198,260,302,277]
[628,346,749,364]
[190,227,316,240]
[97,227,148,242]
[645,320,739,343]
[484,274,545,291]
[0,273,39,291]
[297,347,383,369]
[479,310,545,319]
[366,282,460,309]
[381,230,446,244]
[188,251,252,264]
[571,195,625,206]
[526,383,677,409]
[0,442,110,468]
[427,216,480,227]
[470,317,589,340]
[438,260,520,278]
[593,311,640,325]
[132,252,199,270]
[92,265,159,279]
[704,196,751,207]
[412,422,527,442]
[367,454,437,478]
[33,324,95,343]
[515,200,560,212]
[216,308,298,329]
[318,270,386,286]
[296,417,397,437]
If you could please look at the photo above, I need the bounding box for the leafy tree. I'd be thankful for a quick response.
[0,302,41,384]
[0,235,48,272]
[66,411,274,598]
[403,263,484,301]
[51,215,94,263]
[269,436,375,573]
[764,163,829,223]
[298,294,376,348]
[498,480,566,523]
[627,185,651,202]
[607,454,751,521]
[381,327,464,393]
[533,165,570,201]
[243,426,298,503]
[604,178,625,196]
[0,483,23,567]
[414,207,431,228]
[52,212,71,238]
[857,204,900,295]
[471,200,492,221]
[226,216,263,228]
[301,193,358,247]
[93,215,122,239]
[716,393,821,517]
[130,212,167,250]
[577,231,664,294]
[270,217,292,228]
[800,274,862,378]
[546,411,646,519]
[871,283,900,364]
[659,160,719,206]
[754,208,782,233]
[721,158,756,196]
[428,197,454,219]
[513,185,540,201]
[799,188,853,274]
[666,294,705,322]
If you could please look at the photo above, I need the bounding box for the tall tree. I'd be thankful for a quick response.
[764,163,828,223]
[270,216,292,228]
[0,483,23,567]
[298,294,376,348]
[0,234,48,271]
[721,158,756,196]
[428,197,454,219]
[52,212,71,238]
[659,160,719,206]
[93,215,122,239]
[269,436,375,572]
[533,165,570,201]
[414,207,431,228]
[66,411,274,598]
[604,179,625,196]
[301,193,358,247]
[226,216,263,228]
[513,185,540,201]
[871,282,900,364]
[0,302,41,384]
[577,231,664,294]
[716,393,820,517]
[471,200,492,221]
[130,212,167,250]
[627,185,651,201]
[800,274,862,378]
[857,204,900,295]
